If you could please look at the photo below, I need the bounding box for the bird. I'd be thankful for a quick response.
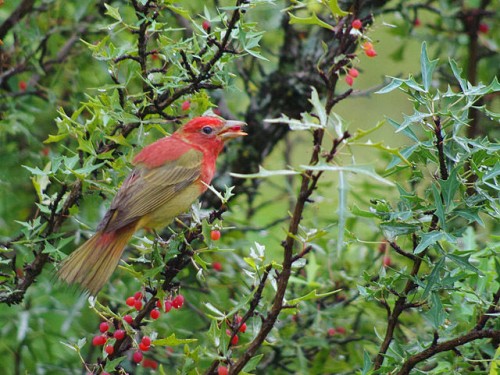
[58,116,247,295]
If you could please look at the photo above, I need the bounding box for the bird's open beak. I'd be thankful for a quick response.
[218,120,248,140]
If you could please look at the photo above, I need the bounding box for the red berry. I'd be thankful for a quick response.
[210,230,221,241]
[156,300,162,309]
[114,329,126,340]
[351,19,362,30]
[218,366,229,375]
[365,48,377,57]
[126,296,136,306]
[123,315,133,324]
[348,68,359,78]
[99,322,110,333]
[181,100,190,111]
[134,299,143,310]
[327,328,336,336]
[478,23,489,33]
[172,294,185,309]
[164,300,173,312]
[143,358,159,369]
[150,309,160,320]
[239,322,247,333]
[139,342,150,351]
[345,75,354,86]
[213,262,223,271]
[18,80,27,91]
[141,336,151,347]
[105,345,114,355]
[151,52,159,60]
[414,18,421,27]
[231,334,239,346]
[362,41,373,50]
[383,255,392,267]
[336,326,347,334]
[92,335,107,346]
[134,291,143,300]
[202,20,211,31]
[132,350,143,363]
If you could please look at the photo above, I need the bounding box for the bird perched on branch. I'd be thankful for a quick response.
[58,116,247,295]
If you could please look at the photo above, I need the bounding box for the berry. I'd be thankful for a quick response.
[383,255,392,267]
[114,329,126,340]
[126,296,136,306]
[141,336,152,347]
[139,342,150,351]
[124,315,134,324]
[156,299,162,309]
[362,41,373,50]
[164,300,173,312]
[134,299,143,311]
[181,100,190,111]
[239,322,247,333]
[365,48,377,57]
[327,328,336,336]
[478,23,489,34]
[348,68,359,78]
[351,19,362,30]
[202,20,211,31]
[210,230,221,241]
[151,52,159,60]
[213,262,223,272]
[172,294,185,309]
[150,309,160,320]
[142,358,159,369]
[345,75,354,86]
[336,326,347,334]
[134,291,143,300]
[218,366,229,375]
[132,350,143,363]
[414,18,421,27]
[99,322,110,333]
[18,80,27,91]
[92,335,107,346]
[231,334,239,346]
[105,345,114,355]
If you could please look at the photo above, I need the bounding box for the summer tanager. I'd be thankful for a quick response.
[58,116,246,295]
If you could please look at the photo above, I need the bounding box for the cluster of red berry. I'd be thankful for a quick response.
[218,316,248,373]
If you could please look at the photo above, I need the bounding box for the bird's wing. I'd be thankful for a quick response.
[98,148,203,233]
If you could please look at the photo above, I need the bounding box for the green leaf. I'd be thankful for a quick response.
[325,0,349,16]
[376,77,405,94]
[287,289,340,305]
[301,164,395,186]
[427,292,446,329]
[288,13,334,31]
[420,42,439,92]
[104,356,127,372]
[230,166,300,179]
[337,170,347,255]
[422,257,445,298]
[445,252,482,274]
[414,231,443,254]
[309,87,327,127]
[361,349,373,375]
[242,354,264,373]
[104,3,122,22]
[380,222,419,240]
[431,184,446,231]
[153,334,197,346]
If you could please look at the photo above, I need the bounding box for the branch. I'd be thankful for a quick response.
[0,0,35,40]
[397,329,500,375]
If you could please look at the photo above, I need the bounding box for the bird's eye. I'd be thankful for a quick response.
[201,126,214,134]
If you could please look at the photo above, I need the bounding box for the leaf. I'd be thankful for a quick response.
[288,13,334,31]
[420,42,439,92]
[230,166,300,179]
[104,356,127,372]
[414,231,443,254]
[242,354,264,373]
[203,302,225,319]
[301,164,395,186]
[422,257,445,298]
[153,334,197,346]
[427,292,446,329]
[265,114,323,131]
[380,222,419,240]
[287,289,340,305]
[431,184,446,231]
[325,0,349,16]
[445,252,482,274]
[337,170,347,256]
[104,3,122,22]
[375,77,405,94]
[309,87,327,127]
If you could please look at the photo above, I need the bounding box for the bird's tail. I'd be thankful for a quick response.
[58,225,135,295]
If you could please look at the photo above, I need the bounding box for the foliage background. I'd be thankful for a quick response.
[0,0,499,374]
